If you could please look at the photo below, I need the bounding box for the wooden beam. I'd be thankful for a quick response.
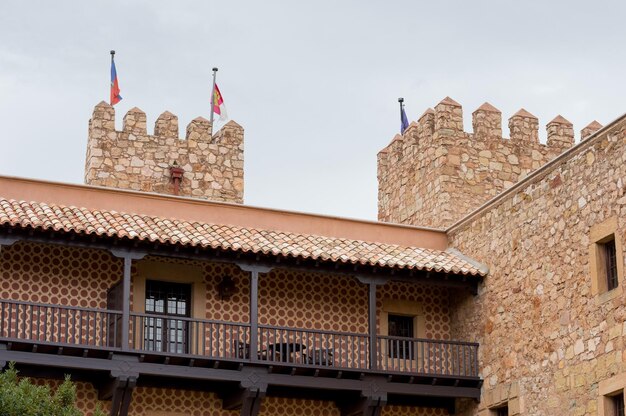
[0,348,482,400]
[368,283,378,370]
[339,394,387,416]
[250,270,259,361]
[221,386,266,416]
[104,376,136,416]
[98,377,122,401]
[236,264,273,362]
[118,377,136,416]
[240,388,264,416]
[108,250,146,352]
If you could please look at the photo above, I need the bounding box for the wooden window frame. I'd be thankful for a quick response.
[387,313,415,359]
[133,259,206,354]
[611,392,625,416]
[590,217,624,302]
[599,374,626,416]
[491,405,509,416]
[603,238,619,291]
[144,279,192,354]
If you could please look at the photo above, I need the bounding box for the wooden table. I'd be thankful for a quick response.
[267,342,306,363]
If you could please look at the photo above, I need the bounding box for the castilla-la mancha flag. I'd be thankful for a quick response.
[212,83,228,121]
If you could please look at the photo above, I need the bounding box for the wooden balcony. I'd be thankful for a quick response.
[0,299,478,379]
[0,193,485,414]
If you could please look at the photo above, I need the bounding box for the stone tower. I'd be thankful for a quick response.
[85,101,244,203]
[377,97,602,229]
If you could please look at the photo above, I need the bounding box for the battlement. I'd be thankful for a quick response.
[85,101,244,203]
[377,97,602,228]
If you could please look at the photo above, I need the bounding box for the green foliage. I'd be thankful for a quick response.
[0,363,106,416]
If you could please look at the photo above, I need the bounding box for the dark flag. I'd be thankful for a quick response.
[399,98,409,133]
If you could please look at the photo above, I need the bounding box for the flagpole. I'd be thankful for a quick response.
[398,97,404,133]
[110,50,115,105]
[210,67,218,124]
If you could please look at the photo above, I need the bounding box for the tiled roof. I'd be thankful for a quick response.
[0,198,486,277]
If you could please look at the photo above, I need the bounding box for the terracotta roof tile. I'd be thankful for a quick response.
[0,198,486,277]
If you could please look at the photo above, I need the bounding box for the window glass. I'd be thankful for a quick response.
[144,280,191,353]
[388,314,414,358]
[613,392,625,416]
[605,238,618,291]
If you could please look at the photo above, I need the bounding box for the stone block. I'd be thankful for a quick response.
[85,103,244,203]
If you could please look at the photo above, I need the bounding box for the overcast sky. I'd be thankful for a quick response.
[0,1,624,221]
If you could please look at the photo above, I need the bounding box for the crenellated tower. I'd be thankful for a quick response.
[377,97,603,228]
[85,101,244,203]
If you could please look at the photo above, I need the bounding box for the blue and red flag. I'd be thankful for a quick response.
[110,54,122,106]
[400,105,409,134]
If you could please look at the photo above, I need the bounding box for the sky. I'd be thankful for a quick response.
[0,0,624,221]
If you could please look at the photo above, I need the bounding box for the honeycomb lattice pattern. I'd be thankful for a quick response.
[0,243,451,339]
[258,269,368,332]
[382,405,449,415]
[31,378,110,415]
[378,282,451,340]
[129,387,228,415]
[0,242,122,307]
[32,379,449,416]
[4,242,453,415]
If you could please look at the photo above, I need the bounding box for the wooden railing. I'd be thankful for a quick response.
[129,312,250,358]
[257,325,369,370]
[0,299,479,377]
[376,335,479,377]
[0,299,123,350]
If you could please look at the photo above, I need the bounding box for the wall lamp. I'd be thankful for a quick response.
[217,276,236,300]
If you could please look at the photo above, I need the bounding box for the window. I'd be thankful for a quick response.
[611,392,625,416]
[388,314,414,359]
[599,375,626,416]
[590,218,623,299]
[604,238,619,291]
[144,280,191,353]
[589,217,624,305]
[492,406,508,416]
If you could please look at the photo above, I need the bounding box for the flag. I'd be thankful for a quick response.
[400,105,409,134]
[110,57,122,106]
[212,83,228,121]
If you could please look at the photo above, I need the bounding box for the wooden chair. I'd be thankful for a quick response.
[233,340,251,359]
[305,348,334,366]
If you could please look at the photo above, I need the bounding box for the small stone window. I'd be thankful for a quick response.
[491,404,508,416]
[590,218,623,300]
[612,392,625,416]
[599,374,626,415]
[603,237,619,291]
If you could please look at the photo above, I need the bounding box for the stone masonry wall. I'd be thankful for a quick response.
[447,117,626,415]
[85,101,244,203]
[377,97,603,229]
